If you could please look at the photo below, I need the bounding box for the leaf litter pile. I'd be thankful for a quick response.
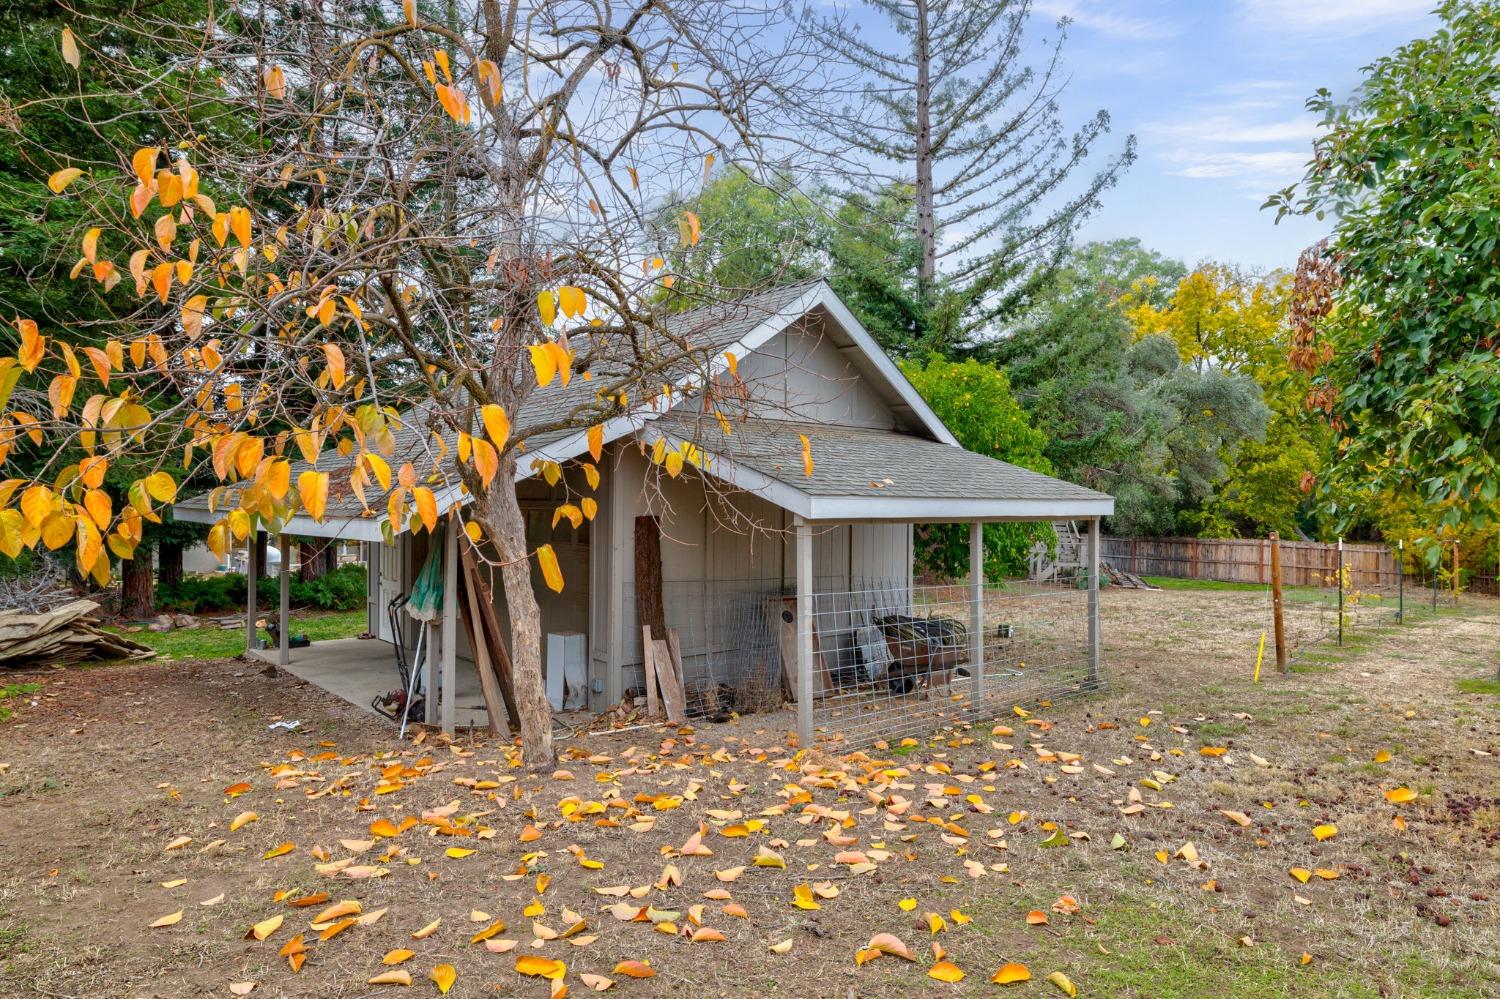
[0,589,1497,997]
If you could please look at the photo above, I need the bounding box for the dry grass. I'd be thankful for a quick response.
[0,588,1495,998]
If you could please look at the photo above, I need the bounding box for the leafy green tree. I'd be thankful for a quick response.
[662,170,828,302]
[900,357,1050,577]
[995,243,1269,535]
[1267,0,1500,538]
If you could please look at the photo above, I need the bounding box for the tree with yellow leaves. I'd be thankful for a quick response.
[0,2,825,764]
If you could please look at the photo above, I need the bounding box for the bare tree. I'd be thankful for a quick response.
[804,0,1136,348]
[2,0,828,765]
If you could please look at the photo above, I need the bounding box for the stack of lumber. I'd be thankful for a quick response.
[0,600,155,667]
[642,625,687,724]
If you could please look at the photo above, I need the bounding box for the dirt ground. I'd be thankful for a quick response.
[0,587,1496,998]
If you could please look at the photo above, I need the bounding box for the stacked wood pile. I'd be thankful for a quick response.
[0,599,155,667]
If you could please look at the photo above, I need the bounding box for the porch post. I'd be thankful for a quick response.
[969,522,985,704]
[277,532,290,666]
[1086,517,1101,687]
[794,517,813,749]
[245,534,258,656]
[439,514,459,735]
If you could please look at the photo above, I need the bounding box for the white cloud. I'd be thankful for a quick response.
[1034,0,1180,42]
[1167,150,1309,187]
[1148,114,1320,145]
[1235,0,1434,32]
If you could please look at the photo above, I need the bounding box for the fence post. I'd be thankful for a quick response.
[1397,539,1404,624]
[969,522,985,704]
[1270,531,1287,672]
[1432,561,1438,613]
[1337,537,1344,647]
[1453,540,1460,608]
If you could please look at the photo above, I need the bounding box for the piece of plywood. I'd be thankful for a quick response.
[457,572,507,736]
[765,596,829,703]
[458,544,521,731]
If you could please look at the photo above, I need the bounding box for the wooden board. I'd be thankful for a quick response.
[765,595,829,703]
[458,561,509,736]
[458,544,521,731]
[654,638,686,723]
[641,625,660,716]
[634,516,665,638]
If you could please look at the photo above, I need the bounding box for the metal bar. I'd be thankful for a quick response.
[1397,539,1404,624]
[795,517,813,749]
[245,533,258,656]
[440,515,458,735]
[277,533,290,666]
[969,522,984,703]
[1337,537,1344,646]
[1086,517,1100,687]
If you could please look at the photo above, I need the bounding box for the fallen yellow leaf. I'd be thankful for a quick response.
[993,962,1031,985]
[430,964,456,994]
[929,960,964,983]
[149,910,183,928]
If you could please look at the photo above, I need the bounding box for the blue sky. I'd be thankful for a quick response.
[1024,0,1441,271]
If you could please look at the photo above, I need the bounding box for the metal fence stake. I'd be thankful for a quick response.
[1396,539,1404,623]
[1337,537,1344,647]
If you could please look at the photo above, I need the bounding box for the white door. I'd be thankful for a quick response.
[377,540,404,643]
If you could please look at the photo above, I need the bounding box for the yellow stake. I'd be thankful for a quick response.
[1253,631,1266,683]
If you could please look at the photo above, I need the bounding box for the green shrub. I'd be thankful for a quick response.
[158,564,366,613]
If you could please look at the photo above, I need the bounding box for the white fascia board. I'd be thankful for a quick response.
[171,503,390,542]
[804,495,1116,523]
[513,283,830,480]
[810,288,960,447]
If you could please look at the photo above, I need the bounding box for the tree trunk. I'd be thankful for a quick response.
[254,531,269,579]
[158,541,183,589]
[913,0,936,301]
[299,538,329,581]
[473,461,553,767]
[121,554,155,619]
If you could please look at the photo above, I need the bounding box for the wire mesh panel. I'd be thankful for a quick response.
[804,579,1094,747]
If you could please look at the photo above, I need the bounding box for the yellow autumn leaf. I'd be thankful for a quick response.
[60,26,82,68]
[413,486,438,533]
[430,964,456,994]
[537,543,564,593]
[536,290,557,327]
[262,842,294,860]
[516,954,567,979]
[149,910,183,928]
[528,343,558,386]
[1312,823,1338,841]
[246,914,283,941]
[367,969,412,986]
[929,960,964,983]
[993,962,1031,985]
[1384,787,1417,804]
[481,403,510,450]
[799,433,814,477]
[1047,971,1078,997]
[48,167,84,193]
[299,471,329,520]
[383,949,415,965]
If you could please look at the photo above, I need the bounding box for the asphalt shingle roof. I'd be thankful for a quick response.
[650,413,1111,505]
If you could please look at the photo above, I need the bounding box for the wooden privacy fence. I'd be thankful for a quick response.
[1100,536,1398,589]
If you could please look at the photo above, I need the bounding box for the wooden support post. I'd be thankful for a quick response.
[1270,531,1287,672]
[969,522,985,703]
[439,515,458,735]
[634,515,665,638]
[1086,517,1101,687]
[277,533,291,666]
[794,518,813,749]
[245,534,259,656]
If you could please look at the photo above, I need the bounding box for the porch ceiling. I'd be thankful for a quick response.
[647,414,1115,523]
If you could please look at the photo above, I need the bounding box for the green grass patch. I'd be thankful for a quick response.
[107,609,366,662]
[1456,676,1500,696]
[1141,576,1264,592]
[0,683,40,723]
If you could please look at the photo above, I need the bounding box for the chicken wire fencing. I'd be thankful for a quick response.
[804,579,1096,747]
[613,575,1097,743]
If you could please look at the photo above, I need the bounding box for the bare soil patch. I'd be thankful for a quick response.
[0,588,1496,998]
